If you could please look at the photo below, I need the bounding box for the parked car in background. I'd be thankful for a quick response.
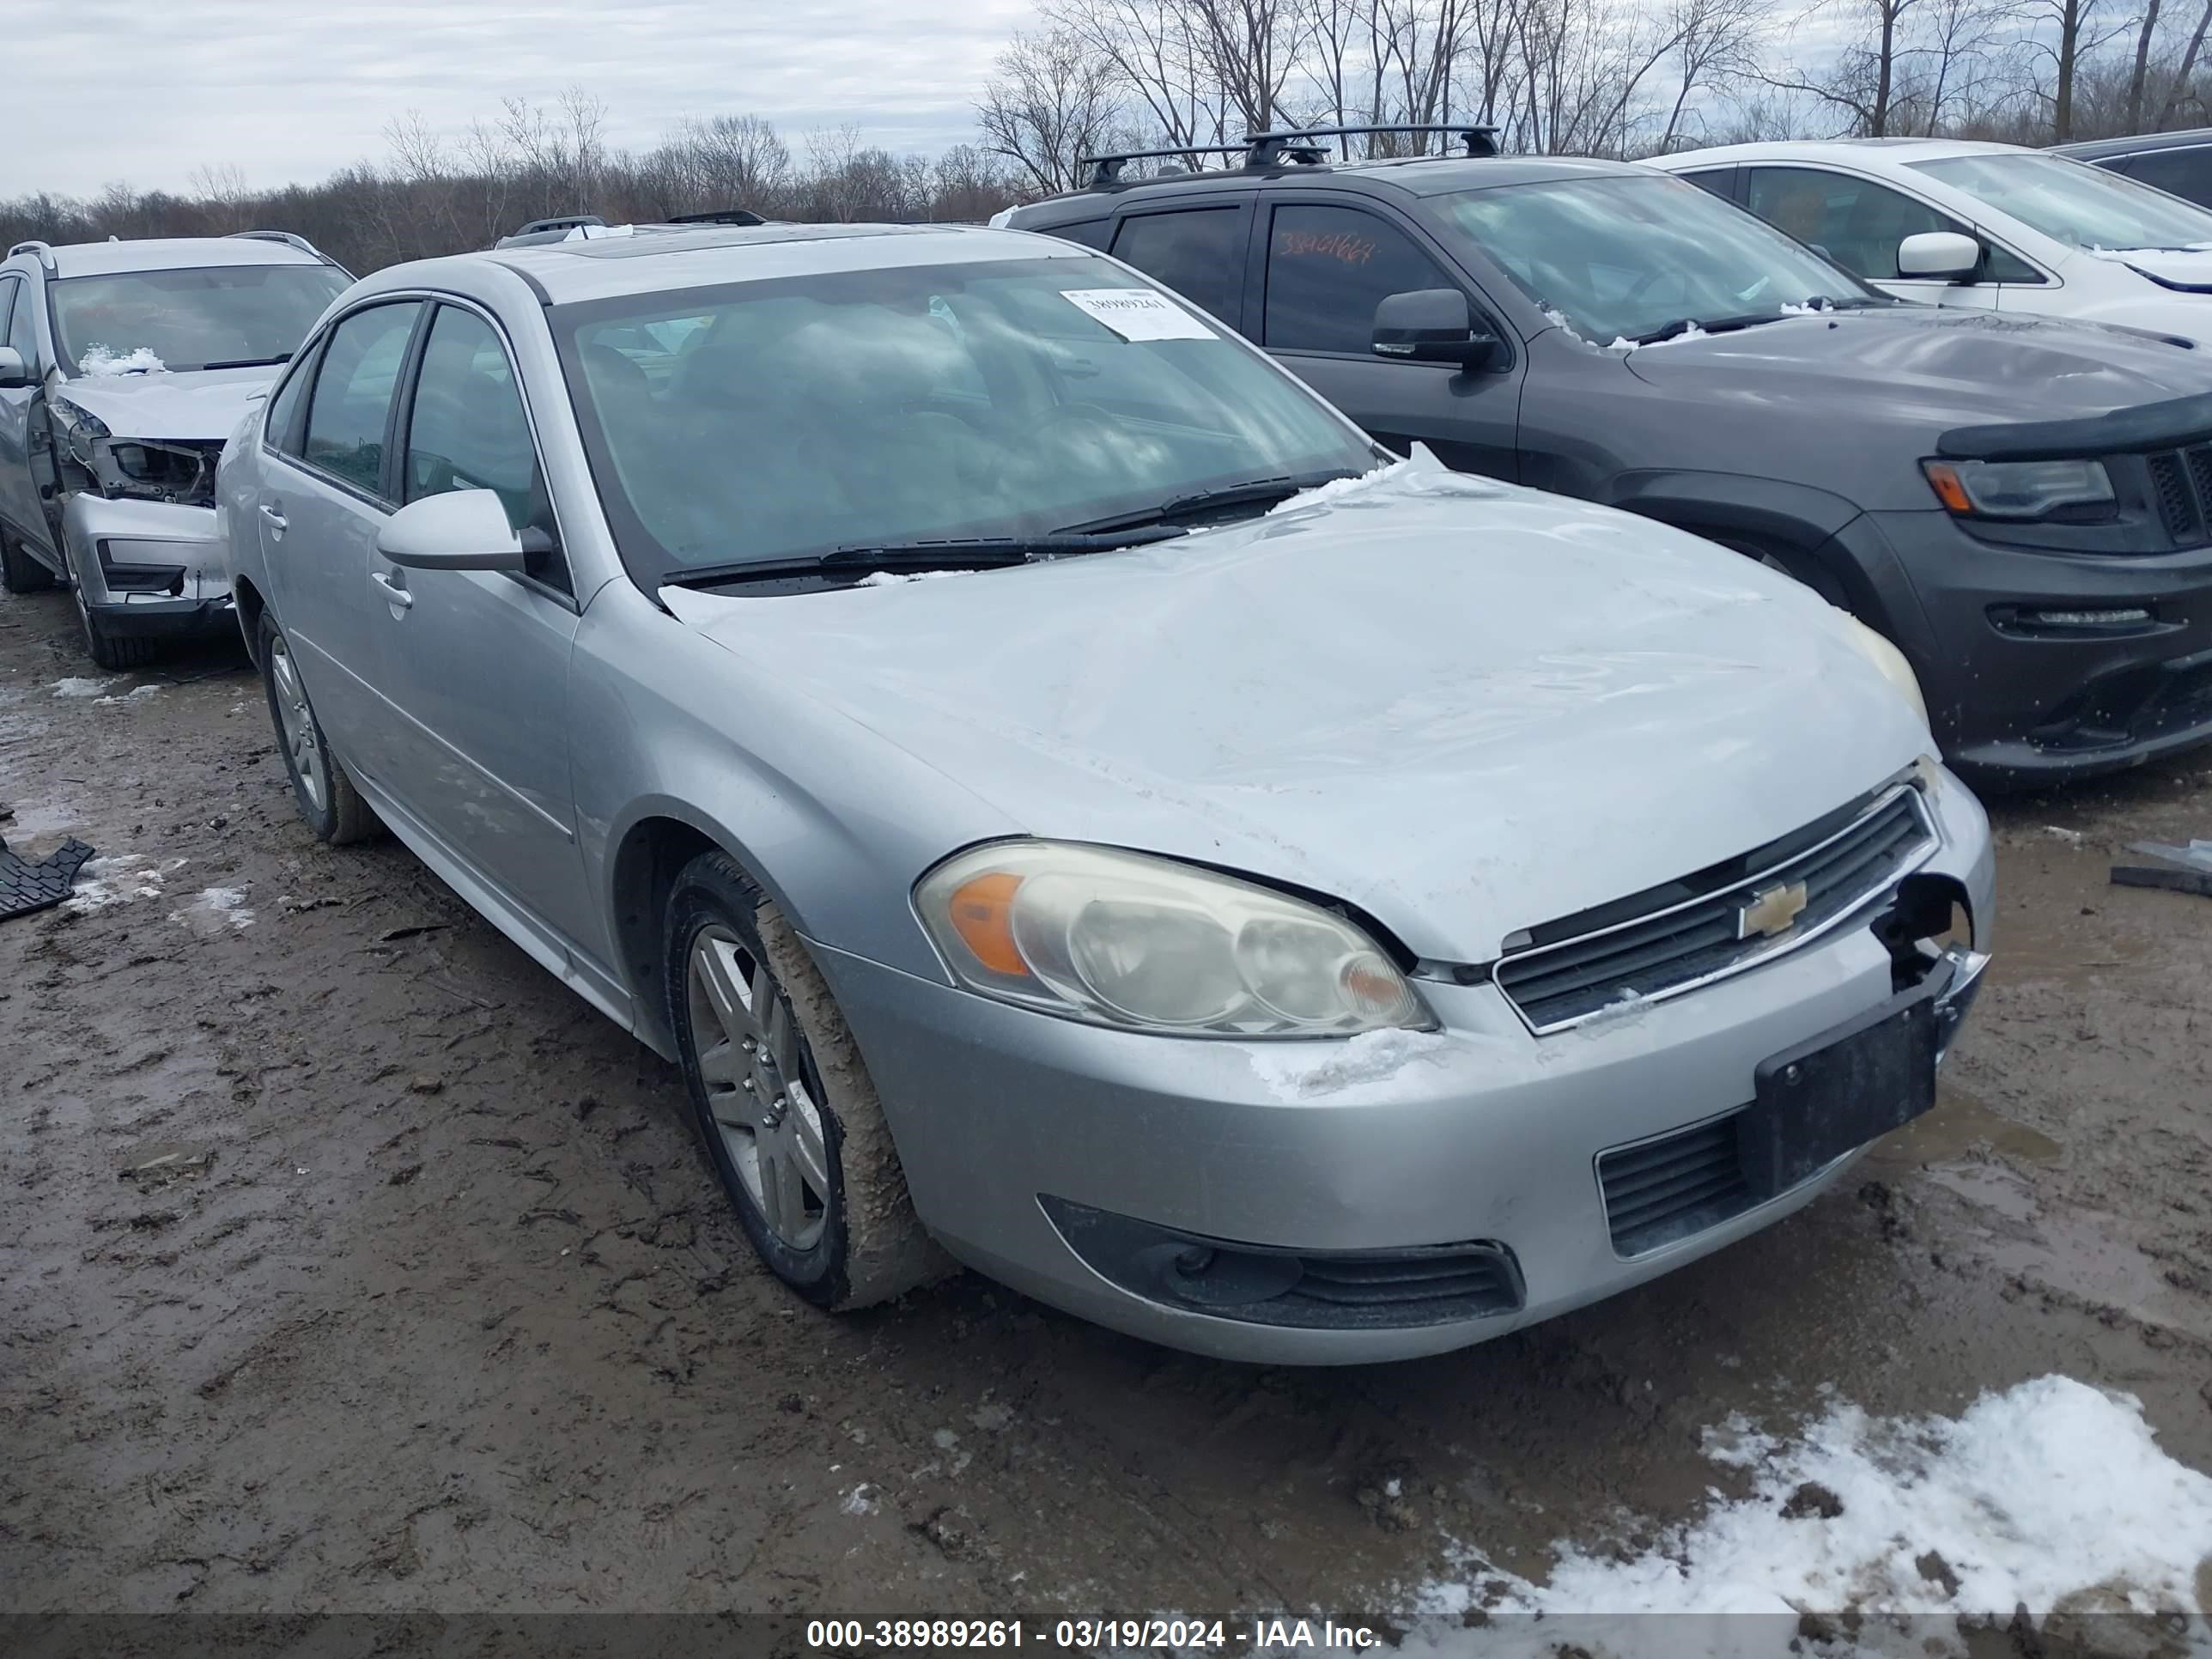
[218,218,1990,1364]
[2053,126,2212,210]
[1648,138,2212,343]
[1004,132,2212,784]
[0,233,350,666]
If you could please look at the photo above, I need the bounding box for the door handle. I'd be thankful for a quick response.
[371,570,414,611]
[258,502,287,532]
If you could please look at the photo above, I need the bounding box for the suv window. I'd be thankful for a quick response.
[0,278,17,351]
[1744,166,2040,283]
[302,302,422,496]
[2118,146,2212,208]
[403,306,565,590]
[1264,204,1456,356]
[1109,208,1247,323]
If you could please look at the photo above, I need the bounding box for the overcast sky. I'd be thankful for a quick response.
[9,0,1039,198]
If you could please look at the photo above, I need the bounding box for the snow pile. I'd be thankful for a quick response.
[1402,1376,2212,1658]
[1249,1028,1454,1101]
[171,886,255,933]
[1265,459,1407,517]
[854,568,975,587]
[77,344,167,376]
[94,684,161,705]
[51,677,117,699]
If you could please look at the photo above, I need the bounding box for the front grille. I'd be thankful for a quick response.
[1598,1115,1753,1256]
[2147,446,2212,542]
[1494,785,1937,1033]
[1039,1196,1524,1330]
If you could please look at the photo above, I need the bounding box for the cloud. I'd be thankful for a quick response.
[15,0,1035,196]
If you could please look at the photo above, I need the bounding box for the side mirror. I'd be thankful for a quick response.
[0,346,29,389]
[375,489,531,572]
[1372,289,1501,370]
[1897,230,1982,283]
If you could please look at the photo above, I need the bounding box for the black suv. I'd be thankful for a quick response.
[1005,130,2212,785]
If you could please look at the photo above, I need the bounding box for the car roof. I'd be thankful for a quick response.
[1012,152,1647,222]
[1651,137,2033,170]
[2054,126,2212,159]
[364,222,1095,307]
[28,236,329,279]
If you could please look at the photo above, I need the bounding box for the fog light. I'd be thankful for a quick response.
[2016,606,2152,629]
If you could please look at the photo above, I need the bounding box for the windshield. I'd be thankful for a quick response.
[1433,173,1878,344]
[1911,151,2212,252]
[553,258,1377,580]
[52,264,349,375]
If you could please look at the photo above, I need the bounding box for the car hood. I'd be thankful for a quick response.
[46,363,276,442]
[1621,305,2212,428]
[661,459,1930,963]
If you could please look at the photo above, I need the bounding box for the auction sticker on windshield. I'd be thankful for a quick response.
[1060,288,1216,340]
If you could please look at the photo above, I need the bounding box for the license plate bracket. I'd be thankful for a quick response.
[1739,987,1938,1199]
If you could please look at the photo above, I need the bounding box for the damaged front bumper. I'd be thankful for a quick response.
[61,494,234,638]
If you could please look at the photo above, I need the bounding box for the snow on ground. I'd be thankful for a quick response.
[170,886,254,934]
[64,854,185,914]
[94,684,161,705]
[1396,1376,2212,1658]
[76,345,167,376]
[1248,1028,1455,1101]
[51,678,117,699]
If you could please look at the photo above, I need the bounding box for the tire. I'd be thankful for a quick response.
[74,583,158,670]
[258,610,379,845]
[1,532,55,594]
[664,850,946,1310]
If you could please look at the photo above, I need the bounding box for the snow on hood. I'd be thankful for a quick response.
[2086,241,2212,294]
[49,362,279,443]
[78,345,167,376]
[659,453,1928,962]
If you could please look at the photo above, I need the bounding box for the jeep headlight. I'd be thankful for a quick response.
[1842,615,1929,730]
[916,841,1430,1037]
[1922,458,2114,520]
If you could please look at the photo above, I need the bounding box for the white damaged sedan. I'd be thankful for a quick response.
[217,219,1992,1362]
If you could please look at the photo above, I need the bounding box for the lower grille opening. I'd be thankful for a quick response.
[1598,1116,1753,1257]
[1040,1196,1523,1330]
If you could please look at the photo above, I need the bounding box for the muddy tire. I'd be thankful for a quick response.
[258,611,379,846]
[1,532,54,594]
[74,586,157,671]
[665,850,948,1310]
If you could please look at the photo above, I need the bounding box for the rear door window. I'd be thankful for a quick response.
[301,301,422,497]
[1262,203,1457,356]
[1109,207,1250,325]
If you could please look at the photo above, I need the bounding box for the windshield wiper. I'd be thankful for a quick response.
[1628,312,1796,345]
[1062,469,1363,535]
[200,353,293,371]
[659,529,1188,591]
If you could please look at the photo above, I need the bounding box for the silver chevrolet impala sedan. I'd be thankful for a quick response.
[216,219,1993,1364]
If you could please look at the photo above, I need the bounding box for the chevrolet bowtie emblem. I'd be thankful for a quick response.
[1737,880,1809,940]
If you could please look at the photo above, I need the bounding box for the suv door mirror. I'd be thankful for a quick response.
[1897,230,1982,282]
[0,346,29,389]
[375,489,530,572]
[1372,289,1500,369]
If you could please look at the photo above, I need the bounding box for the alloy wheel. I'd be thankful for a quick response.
[268,633,328,813]
[686,924,831,1249]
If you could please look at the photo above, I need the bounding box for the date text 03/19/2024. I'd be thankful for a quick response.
[804,1618,1385,1650]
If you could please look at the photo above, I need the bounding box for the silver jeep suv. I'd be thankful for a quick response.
[0,233,349,666]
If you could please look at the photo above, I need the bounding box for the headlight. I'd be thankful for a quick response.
[915,841,1431,1038]
[47,394,110,472]
[1841,615,1929,731]
[1922,458,2113,520]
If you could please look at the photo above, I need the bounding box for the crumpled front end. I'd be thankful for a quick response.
[62,494,233,636]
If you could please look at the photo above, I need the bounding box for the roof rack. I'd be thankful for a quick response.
[1077,123,1499,190]
[229,228,352,278]
[8,240,57,271]
[1249,124,1502,161]
[665,207,766,227]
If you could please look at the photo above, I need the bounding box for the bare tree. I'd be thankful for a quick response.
[977,28,1125,192]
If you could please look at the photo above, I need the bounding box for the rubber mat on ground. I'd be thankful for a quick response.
[0,834,96,922]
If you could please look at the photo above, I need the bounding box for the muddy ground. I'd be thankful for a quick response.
[2,580,2209,1628]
